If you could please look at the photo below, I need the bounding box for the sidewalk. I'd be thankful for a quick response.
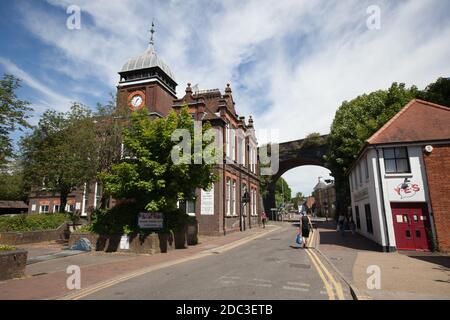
[0,224,278,300]
[316,220,450,300]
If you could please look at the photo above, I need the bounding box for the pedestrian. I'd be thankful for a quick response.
[337,215,345,236]
[261,211,267,228]
[349,216,356,235]
[300,212,314,248]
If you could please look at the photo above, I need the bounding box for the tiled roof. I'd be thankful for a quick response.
[0,201,28,209]
[367,99,450,145]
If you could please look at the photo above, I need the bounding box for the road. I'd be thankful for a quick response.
[79,223,349,300]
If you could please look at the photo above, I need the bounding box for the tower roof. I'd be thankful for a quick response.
[120,23,176,82]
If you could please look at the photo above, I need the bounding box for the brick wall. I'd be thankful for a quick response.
[423,144,450,252]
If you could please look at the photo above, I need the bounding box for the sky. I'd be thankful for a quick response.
[1,0,449,196]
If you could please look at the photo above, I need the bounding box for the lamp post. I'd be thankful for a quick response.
[241,189,250,231]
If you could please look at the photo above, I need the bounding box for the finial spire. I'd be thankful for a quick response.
[149,20,155,46]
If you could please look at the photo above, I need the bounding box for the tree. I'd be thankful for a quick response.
[93,95,125,208]
[0,160,26,201]
[98,106,217,231]
[417,77,450,107]
[326,82,419,214]
[275,177,291,208]
[326,78,450,215]
[20,103,98,212]
[291,192,305,211]
[0,74,33,167]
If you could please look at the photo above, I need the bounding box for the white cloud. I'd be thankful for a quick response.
[11,0,450,193]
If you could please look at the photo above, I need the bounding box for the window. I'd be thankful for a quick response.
[353,169,358,190]
[231,130,236,161]
[383,147,410,173]
[53,205,60,213]
[231,180,236,215]
[364,204,373,234]
[364,156,369,180]
[226,124,230,158]
[350,173,353,191]
[355,206,361,229]
[94,182,102,209]
[40,205,49,213]
[179,199,196,216]
[226,178,231,216]
[252,189,257,216]
[358,163,362,185]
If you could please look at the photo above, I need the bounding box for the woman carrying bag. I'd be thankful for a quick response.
[300,212,313,248]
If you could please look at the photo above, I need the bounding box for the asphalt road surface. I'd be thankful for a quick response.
[81,223,349,300]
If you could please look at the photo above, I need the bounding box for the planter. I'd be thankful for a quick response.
[0,249,27,281]
[186,220,199,246]
[174,225,188,249]
[0,222,69,245]
[69,231,175,254]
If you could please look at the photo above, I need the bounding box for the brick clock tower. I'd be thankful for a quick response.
[117,23,177,117]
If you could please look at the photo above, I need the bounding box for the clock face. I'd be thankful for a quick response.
[127,91,145,111]
[131,95,142,107]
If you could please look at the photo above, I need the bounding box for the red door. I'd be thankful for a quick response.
[391,203,430,251]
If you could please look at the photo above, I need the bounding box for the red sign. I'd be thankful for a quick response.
[394,182,420,199]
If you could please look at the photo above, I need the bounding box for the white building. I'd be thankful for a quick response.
[348,99,450,252]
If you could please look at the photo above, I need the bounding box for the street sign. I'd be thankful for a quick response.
[138,212,164,229]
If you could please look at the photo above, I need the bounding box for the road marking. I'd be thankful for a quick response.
[254,283,272,288]
[253,278,272,283]
[305,249,335,300]
[59,225,281,300]
[287,281,310,287]
[220,280,235,284]
[304,228,345,300]
[283,286,309,292]
[308,249,345,300]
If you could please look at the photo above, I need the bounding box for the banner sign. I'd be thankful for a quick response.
[138,212,164,229]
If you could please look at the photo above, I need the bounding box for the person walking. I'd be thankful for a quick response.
[300,212,314,248]
[261,211,267,228]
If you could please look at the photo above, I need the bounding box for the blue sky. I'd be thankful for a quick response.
[1,0,449,195]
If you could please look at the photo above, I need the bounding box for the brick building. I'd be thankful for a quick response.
[312,178,336,219]
[28,28,261,236]
[349,99,450,252]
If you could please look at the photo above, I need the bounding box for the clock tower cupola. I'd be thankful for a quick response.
[117,22,177,117]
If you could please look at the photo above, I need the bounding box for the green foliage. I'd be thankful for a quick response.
[275,177,291,208]
[99,106,217,214]
[417,77,450,108]
[326,83,419,212]
[20,103,98,211]
[300,133,327,148]
[0,213,69,232]
[291,192,306,210]
[0,74,33,167]
[0,244,17,251]
[326,78,450,214]
[0,161,26,201]
[73,224,92,234]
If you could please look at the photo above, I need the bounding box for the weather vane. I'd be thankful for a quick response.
[149,20,155,46]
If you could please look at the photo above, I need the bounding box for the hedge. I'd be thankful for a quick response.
[0,213,69,232]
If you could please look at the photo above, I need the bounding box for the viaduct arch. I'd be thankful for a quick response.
[260,135,330,216]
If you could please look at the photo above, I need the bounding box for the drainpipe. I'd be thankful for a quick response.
[375,147,391,252]
[421,148,438,251]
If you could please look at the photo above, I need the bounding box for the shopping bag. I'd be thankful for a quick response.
[295,234,302,245]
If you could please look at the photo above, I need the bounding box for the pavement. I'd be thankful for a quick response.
[315,219,450,300]
[0,222,351,300]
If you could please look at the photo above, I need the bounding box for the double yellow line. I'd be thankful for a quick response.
[304,229,345,300]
